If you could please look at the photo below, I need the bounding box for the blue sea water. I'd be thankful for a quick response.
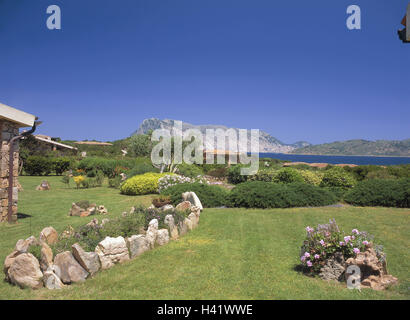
[260,153,410,166]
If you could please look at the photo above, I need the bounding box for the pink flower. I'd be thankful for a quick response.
[353,248,360,254]
[339,241,345,246]
[314,254,320,259]
[352,229,359,234]
[307,261,312,267]
[362,240,369,246]
[306,226,314,233]
[304,252,310,258]
[300,256,306,262]
[319,240,325,246]
[344,236,351,243]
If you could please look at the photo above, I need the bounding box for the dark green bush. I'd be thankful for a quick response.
[161,183,229,208]
[323,187,349,202]
[273,167,304,184]
[53,157,71,175]
[345,179,410,208]
[24,156,53,175]
[227,165,249,184]
[77,157,134,178]
[176,163,203,178]
[108,176,122,188]
[227,181,337,208]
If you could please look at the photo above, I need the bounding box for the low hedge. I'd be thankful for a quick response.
[23,156,71,176]
[345,178,410,208]
[120,172,170,195]
[161,183,229,208]
[227,181,337,208]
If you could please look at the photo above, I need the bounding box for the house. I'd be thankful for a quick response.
[33,134,77,153]
[0,102,37,223]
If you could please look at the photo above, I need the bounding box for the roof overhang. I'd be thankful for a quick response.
[0,102,36,128]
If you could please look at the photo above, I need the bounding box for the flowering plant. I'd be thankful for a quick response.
[73,175,86,189]
[300,219,375,273]
[158,174,208,192]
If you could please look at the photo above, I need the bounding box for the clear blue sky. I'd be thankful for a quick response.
[0,0,409,144]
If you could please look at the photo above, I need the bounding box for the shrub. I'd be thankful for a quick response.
[176,163,203,178]
[299,170,323,186]
[206,167,228,178]
[24,156,53,175]
[227,181,337,208]
[366,170,397,180]
[161,183,229,208]
[158,174,208,192]
[53,157,71,175]
[128,134,152,157]
[273,167,304,184]
[345,178,410,208]
[108,176,122,188]
[77,157,134,178]
[320,167,356,189]
[227,165,248,184]
[120,172,170,195]
[73,175,86,188]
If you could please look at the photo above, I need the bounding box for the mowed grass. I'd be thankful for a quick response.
[0,176,409,299]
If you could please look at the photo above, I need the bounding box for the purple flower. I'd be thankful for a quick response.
[352,229,359,234]
[300,256,306,262]
[353,248,360,254]
[319,240,325,246]
[362,240,369,246]
[306,226,314,233]
[339,241,345,246]
[304,252,310,258]
[314,254,320,260]
[344,236,351,243]
[306,261,313,267]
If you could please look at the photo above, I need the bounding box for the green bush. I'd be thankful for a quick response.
[249,169,278,182]
[206,167,228,178]
[120,172,170,195]
[108,176,122,188]
[273,167,304,184]
[24,156,53,175]
[299,170,324,186]
[366,170,397,180]
[227,165,249,184]
[53,157,71,175]
[345,179,410,208]
[161,183,229,208]
[77,157,134,178]
[320,167,356,189]
[176,163,203,178]
[227,181,337,208]
[387,164,410,179]
[323,187,348,202]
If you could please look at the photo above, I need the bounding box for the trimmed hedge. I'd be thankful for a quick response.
[23,156,71,176]
[120,172,170,195]
[161,183,229,208]
[345,178,410,208]
[227,181,337,208]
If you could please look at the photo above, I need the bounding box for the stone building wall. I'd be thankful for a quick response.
[0,120,19,223]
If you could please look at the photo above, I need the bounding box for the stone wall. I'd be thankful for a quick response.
[0,120,19,223]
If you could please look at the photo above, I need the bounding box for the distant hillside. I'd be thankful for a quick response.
[291,139,410,157]
[133,118,310,153]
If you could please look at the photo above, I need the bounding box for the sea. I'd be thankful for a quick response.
[259,153,410,166]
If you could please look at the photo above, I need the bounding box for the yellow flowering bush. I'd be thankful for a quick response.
[73,175,85,189]
[299,170,324,186]
[120,172,173,195]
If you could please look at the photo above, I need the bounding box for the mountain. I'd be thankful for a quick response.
[290,139,410,157]
[133,118,308,153]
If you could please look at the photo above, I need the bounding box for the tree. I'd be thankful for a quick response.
[128,134,152,157]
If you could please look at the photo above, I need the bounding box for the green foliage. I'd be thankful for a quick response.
[366,170,397,180]
[108,176,122,188]
[126,158,158,178]
[128,134,152,157]
[345,179,410,208]
[323,187,348,201]
[206,167,228,178]
[176,163,203,178]
[77,157,134,178]
[387,164,410,179]
[120,172,170,195]
[161,183,229,208]
[61,173,70,187]
[27,244,42,261]
[24,156,53,175]
[320,167,356,189]
[249,169,278,182]
[227,165,249,184]
[273,167,304,184]
[299,170,324,186]
[53,157,71,175]
[227,181,337,208]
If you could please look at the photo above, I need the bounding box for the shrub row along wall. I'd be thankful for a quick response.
[3,196,202,290]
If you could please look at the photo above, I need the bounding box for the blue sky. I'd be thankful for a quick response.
[0,0,409,144]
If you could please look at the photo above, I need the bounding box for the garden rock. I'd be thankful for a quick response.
[96,205,108,215]
[54,251,89,284]
[43,267,65,290]
[39,226,58,245]
[40,242,53,272]
[86,218,99,229]
[156,229,170,246]
[164,215,179,240]
[3,250,20,281]
[15,236,39,253]
[183,217,193,231]
[95,236,130,270]
[36,180,50,191]
[146,219,159,249]
[160,204,174,211]
[188,212,199,229]
[178,220,188,236]
[191,205,201,217]
[126,235,150,258]
[345,246,398,290]
[7,253,43,289]
[182,192,203,210]
[72,243,100,276]
[319,252,345,281]
[176,201,191,212]
[69,203,83,216]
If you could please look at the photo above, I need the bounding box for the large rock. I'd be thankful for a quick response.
[178,220,188,236]
[54,251,89,284]
[319,252,345,281]
[43,266,65,289]
[95,236,130,270]
[72,243,100,276]
[182,192,203,210]
[126,235,150,258]
[164,215,178,240]
[7,253,43,289]
[15,236,39,253]
[145,219,158,249]
[345,246,398,290]
[156,229,170,246]
[40,242,53,272]
[39,226,58,245]
[69,203,83,216]
[4,250,20,281]
[36,180,51,191]
[160,204,174,211]
[176,201,191,212]
[184,217,193,231]
[188,212,199,229]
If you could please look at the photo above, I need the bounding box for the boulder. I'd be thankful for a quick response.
[126,235,150,258]
[54,251,89,284]
[182,192,203,210]
[176,201,191,212]
[15,236,39,253]
[36,180,50,191]
[146,219,159,249]
[43,266,65,289]
[160,204,174,211]
[96,205,108,215]
[188,212,199,228]
[191,205,201,217]
[95,236,130,270]
[69,203,83,216]
[39,226,58,245]
[3,250,20,281]
[178,220,188,236]
[184,217,193,231]
[156,229,170,246]
[148,219,158,230]
[345,246,398,290]
[164,215,179,240]
[40,242,53,272]
[72,243,100,276]
[7,253,43,289]
[319,252,345,281]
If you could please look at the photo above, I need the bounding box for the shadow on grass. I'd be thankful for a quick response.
[17,212,32,219]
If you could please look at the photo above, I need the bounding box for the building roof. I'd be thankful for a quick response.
[0,102,36,128]
[34,135,78,150]
[75,141,113,146]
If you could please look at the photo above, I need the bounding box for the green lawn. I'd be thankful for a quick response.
[0,176,409,299]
